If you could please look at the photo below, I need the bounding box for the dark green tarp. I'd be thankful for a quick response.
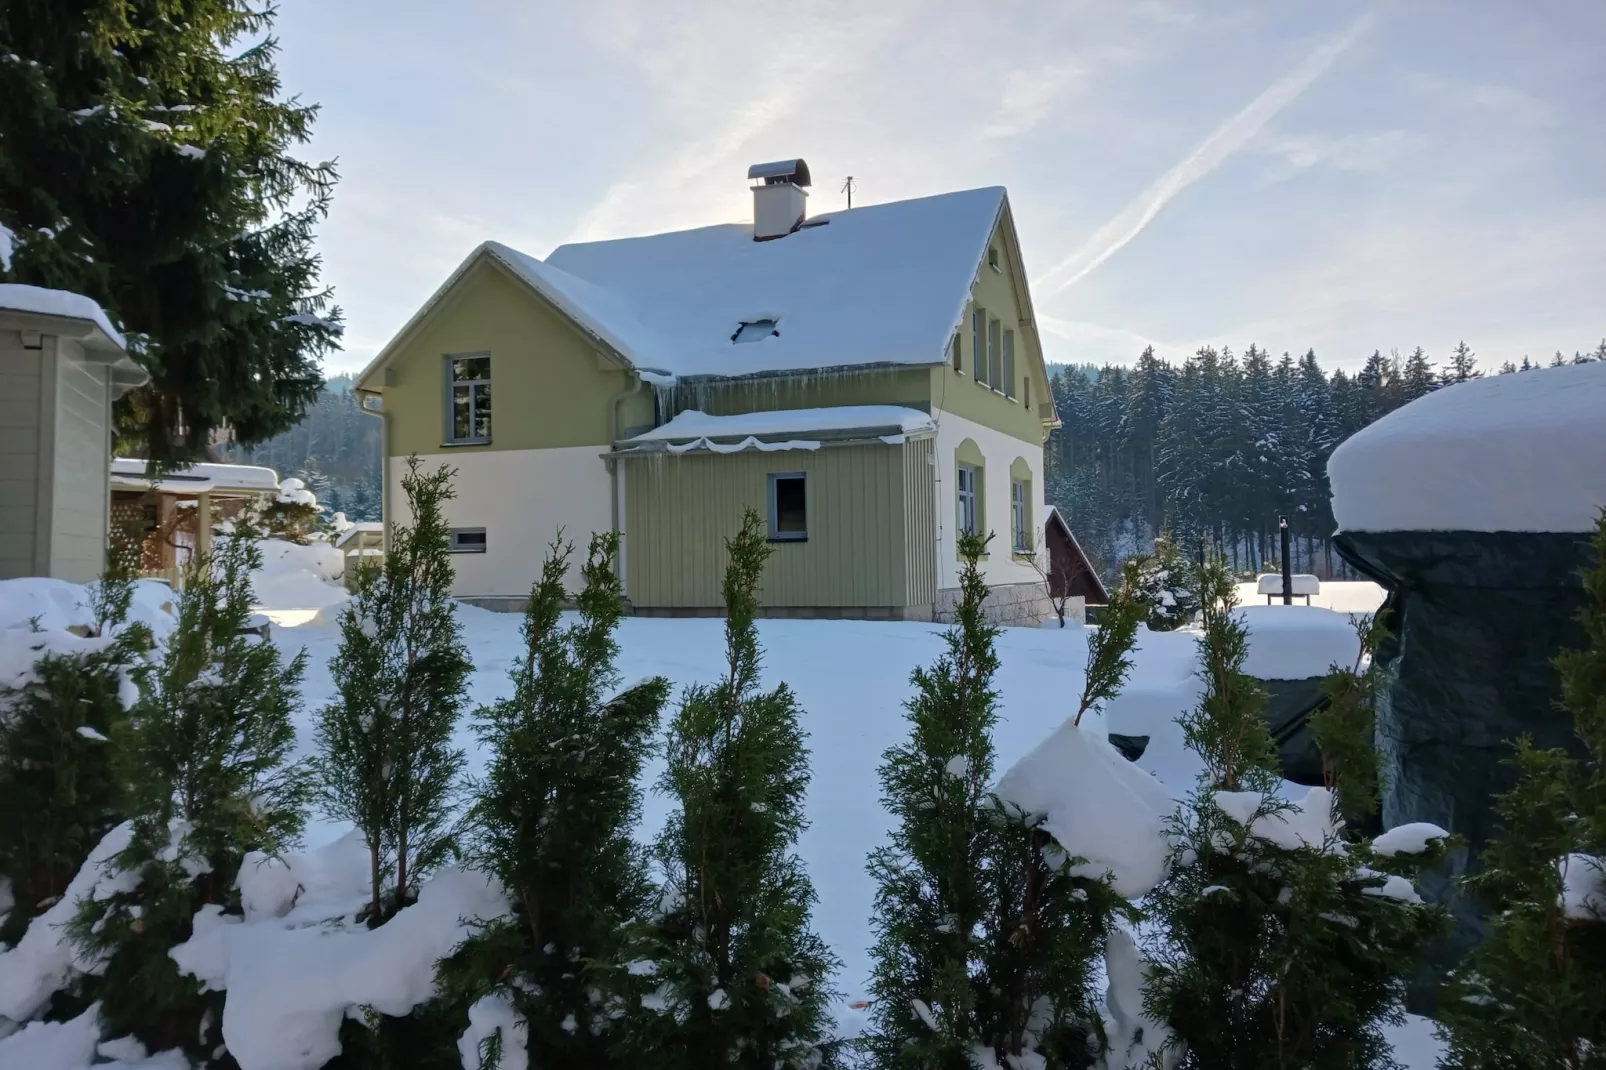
[1258,677,1329,788]
[1332,529,1596,962]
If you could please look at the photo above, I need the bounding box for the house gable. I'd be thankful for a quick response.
[367,255,648,457]
[930,198,1058,447]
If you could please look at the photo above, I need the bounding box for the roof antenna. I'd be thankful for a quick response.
[841,176,855,209]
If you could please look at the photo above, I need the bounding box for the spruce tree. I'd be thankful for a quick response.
[1438,511,1606,1066]
[1142,561,1447,1069]
[443,531,669,1069]
[0,0,340,462]
[0,533,150,944]
[316,457,471,922]
[72,526,312,1057]
[867,531,1122,1069]
[1125,534,1198,632]
[1444,341,1481,384]
[630,509,837,1070]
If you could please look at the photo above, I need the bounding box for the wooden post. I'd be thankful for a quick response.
[1279,516,1292,606]
[197,491,213,562]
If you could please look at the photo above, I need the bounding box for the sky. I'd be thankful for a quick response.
[271,0,1606,377]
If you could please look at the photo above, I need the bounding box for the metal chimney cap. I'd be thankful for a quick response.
[747,159,812,187]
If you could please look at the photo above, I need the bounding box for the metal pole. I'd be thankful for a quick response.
[1279,516,1292,605]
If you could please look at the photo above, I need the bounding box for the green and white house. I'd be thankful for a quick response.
[356,160,1061,624]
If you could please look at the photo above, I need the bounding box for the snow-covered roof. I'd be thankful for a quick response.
[1329,361,1606,534]
[334,522,385,548]
[539,186,1006,379]
[111,458,280,496]
[625,405,934,445]
[0,283,126,350]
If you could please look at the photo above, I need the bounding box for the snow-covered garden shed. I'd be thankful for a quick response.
[1328,359,1606,949]
[0,285,145,583]
[354,160,1065,623]
[109,458,281,580]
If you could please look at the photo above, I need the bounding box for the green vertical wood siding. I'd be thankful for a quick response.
[902,436,937,606]
[624,439,934,610]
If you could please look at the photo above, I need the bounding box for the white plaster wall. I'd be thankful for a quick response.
[388,445,612,599]
[929,408,1046,591]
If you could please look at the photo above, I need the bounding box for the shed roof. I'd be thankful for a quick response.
[111,458,280,496]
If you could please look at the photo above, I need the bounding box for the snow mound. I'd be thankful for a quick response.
[995,720,1175,898]
[1214,786,1340,852]
[1371,822,1450,857]
[0,823,135,1024]
[458,993,529,1070]
[1098,927,1176,1070]
[0,576,177,638]
[252,539,347,612]
[169,854,508,1070]
[1328,360,1606,534]
[1238,605,1360,680]
[0,1004,101,1068]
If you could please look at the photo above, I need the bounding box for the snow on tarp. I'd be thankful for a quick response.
[1371,822,1451,857]
[543,187,1005,379]
[626,405,936,444]
[0,283,125,349]
[1328,361,1606,533]
[994,720,1174,898]
[170,833,508,1070]
[1214,786,1340,851]
[1238,605,1360,680]
[0,576,176,638]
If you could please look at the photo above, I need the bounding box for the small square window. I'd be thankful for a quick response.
[449,527,487,553]
[988,245,1001,271]
[768,473,807,541]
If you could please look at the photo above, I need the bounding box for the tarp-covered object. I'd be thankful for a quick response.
[1334,529,1595,953]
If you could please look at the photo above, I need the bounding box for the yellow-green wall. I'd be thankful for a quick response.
[623,437,937,610]
[662,366,932,422]
[367,258,633,457]
[935,214,1053,446]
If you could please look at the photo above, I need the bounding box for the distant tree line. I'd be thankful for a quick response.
[1046,339,1606,581]
[218,375,383,520]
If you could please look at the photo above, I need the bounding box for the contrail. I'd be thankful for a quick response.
[1034,11,1376,298]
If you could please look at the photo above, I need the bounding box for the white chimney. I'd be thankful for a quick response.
[747,158,811,241]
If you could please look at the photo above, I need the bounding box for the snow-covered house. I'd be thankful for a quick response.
[355,161,1061,622]
[0,285,145,582]
[109,458,281,578]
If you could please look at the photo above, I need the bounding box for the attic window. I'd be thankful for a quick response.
[988,245,1001,271]
[732,318,780,344]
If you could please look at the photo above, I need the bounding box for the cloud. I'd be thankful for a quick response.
[1258,128,1417,179]
[983,64,1086,139]
[1033,10,1377,298]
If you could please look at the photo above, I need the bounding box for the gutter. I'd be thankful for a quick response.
[606,373,647,540]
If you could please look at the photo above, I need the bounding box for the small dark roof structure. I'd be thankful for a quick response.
[1044,506,1109,605]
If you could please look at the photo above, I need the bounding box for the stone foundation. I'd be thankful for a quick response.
[933,581,1055,628]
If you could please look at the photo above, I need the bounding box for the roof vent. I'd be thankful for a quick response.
[731,318,779,343]
[748,159,811,241]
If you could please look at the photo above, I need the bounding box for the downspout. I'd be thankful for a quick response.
[607,373,647,589]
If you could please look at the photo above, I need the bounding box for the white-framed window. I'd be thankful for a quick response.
[988,245,1001,272]
[1011,480,1029,553]
[972,308,986,385]
[768,472,807,541]
[988,319,1003,393]
[450,527,487,553]
[957,464,979,535]
[445,353,491,444]
[1003,329,1016,399]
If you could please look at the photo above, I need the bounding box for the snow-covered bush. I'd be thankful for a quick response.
[630,509,838,1069]
[868,531,1129,1070]
[314,457,470,923]
[1123,535,1198,633]
[0,539,152,945]
[1141,561,1448,1069]
[71,529,313,1060]
[439,531,668,1067]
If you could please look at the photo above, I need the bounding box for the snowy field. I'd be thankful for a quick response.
[0,551,1437,1067]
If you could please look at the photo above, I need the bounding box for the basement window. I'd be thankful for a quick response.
[768,473,807,541]
[449,528,487,553]
[732,318,780,343]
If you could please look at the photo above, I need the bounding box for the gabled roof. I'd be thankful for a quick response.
[545,186,1006,380]
[358,186,1013,390]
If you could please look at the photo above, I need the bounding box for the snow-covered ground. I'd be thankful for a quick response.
[1,558,1444,1067]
